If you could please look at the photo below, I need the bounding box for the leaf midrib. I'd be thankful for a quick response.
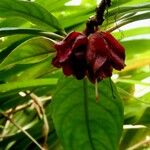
[83,80,96,150]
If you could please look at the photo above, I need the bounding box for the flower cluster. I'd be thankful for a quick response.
[52,31,125,83]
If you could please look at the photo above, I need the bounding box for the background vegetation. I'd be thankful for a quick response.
[0,0,150,149]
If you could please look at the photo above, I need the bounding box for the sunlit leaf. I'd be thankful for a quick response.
[0,78,58,93]
[0,0,63,31]
[0,36,34,63]
[0,37,55,69]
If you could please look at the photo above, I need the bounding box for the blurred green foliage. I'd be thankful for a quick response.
[0,0,150,150]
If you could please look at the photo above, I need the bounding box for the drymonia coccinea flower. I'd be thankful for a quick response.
[86,31,125,83]
[52,31,88,79]
[52,31,125,83]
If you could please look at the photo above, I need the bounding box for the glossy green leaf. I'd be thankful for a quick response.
[0,37,55,70]
[102,1,150,32]
[0,91,30,110]
[36,0,69,12]
[58,7,94,29]
[0,58,52,82]
[115,79,150,86]
[52,77,123,150]
[0,17,27,28]
[111,0,150,7]
[108,3,150,17]
[112,27,150,39]
[138,106,150,128]
[0,78,58,93]
[121,39,150,71]
[121,12,150,25]
[120,0,150,6]
[0,36,34,63]
[0,0,63,31]
[0,28,64,39]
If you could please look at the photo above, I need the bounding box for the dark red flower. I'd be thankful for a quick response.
[52,31,125,83]
[86,31,125,83]
[52,31,88,79]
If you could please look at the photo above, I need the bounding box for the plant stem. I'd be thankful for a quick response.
[2,95,51,116]
[26,91,49,149]
[84,0,111,35]
[0,110,45,150]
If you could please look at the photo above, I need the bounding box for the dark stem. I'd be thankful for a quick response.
[84,0,111,36]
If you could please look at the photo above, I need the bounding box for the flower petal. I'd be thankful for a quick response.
[102,32,125,60]
[87,32,108,63]
[54,32,83,64]
[109,49,125,70]
[52,31,87,81]
[52,56,61,68]
[72,35,88,51]
[93,56,107,73]
[54,41,72,63]
[62,63,73,76]
[97,62,113,80]
[65,31,82,44]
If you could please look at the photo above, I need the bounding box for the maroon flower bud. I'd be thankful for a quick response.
[52,31,88,79]
[86,31,125,83]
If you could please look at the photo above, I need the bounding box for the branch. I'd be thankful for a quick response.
[4,95,51,116]
[96,0,111,25]
[84,0,111,35]
[0,110,45,150]
[0,91,51,149]
[26,91,49,149]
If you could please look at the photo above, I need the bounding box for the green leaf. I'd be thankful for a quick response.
[36,0,69,12]
[112,12,150,32]
[112,27,150,39]
[122,12,150,25]
[0,28,64,39]
[115,79,150,86]
[0,78,58,93]
[111,0,150,8]
[0,37,55,69]
[0,17,27,28]
[108,3,150,17]
[120,0,150,6]
[52,77,123,150]
[0,91,29,110]
[121,39,150,72]
[0,58,51,82]
[0,0,63,31]
[138,106,150,128]
[0,36,34,63]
